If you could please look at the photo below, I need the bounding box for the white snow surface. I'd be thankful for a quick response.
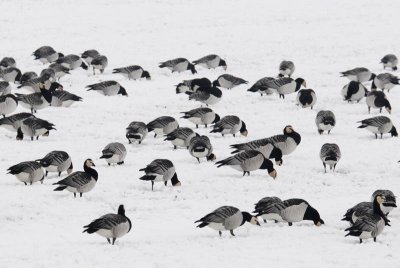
[0,0,399,267]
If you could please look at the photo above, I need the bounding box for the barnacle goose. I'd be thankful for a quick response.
[100,142,127,165]
[164,127,197,149]
[20,72,38,84]
[7,161,44,185]
[126,121,148,144]
[175,78,211,94]
[83,204,132,245]
[371,190,397,216]
[341,81,368,103]
[91,55,108,75]
[37,151,73,177]
[0,94,18,117]
[139,159,181,191]
[40,68,56,81]
[53,159,98,197]
[56,54,88,70]
[315,110,336,134]
[210,115,247,137]
[320,143,341,172]
[0,57,16,69]
[17,73,55,92]
[278,60,295,77]
[86,81,128,96]
[253,197,285,223]
[49,63,71,81]
[0,113,35,133]
[188,135,215,163]
[15,86,53,113]
[371,73,399,92]
[277,199,324,226]
[147,116,179,137]
[195,206,259,237]
[261,77,306,99]
[229,139,283,166]
[266,125,301,155]
[0,81,11,96]
[187,86,222,106]
[357,116,398,139]
[17,117,55,141]
[192,54,227,70]
[247,77,277,96]
[212,74,248,89]
[381,54,398,71]
[216,150,277,178]
[181,107,220,128]
[51,90,82,107]
[159,58,196,74]
[113,65,151,80]
[296,89,317,109]
[81,49,100,65]
[340,67,375,82]
[0,67,21,83]
[32,46,63,64]
[366,89,391,114]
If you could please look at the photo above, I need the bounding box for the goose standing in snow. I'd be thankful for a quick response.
[0,57,16,69]
[192,54,227,70]
[371,73,399,92]
[380,54,398,71]
[0,113,35,133]
[100,142,127,166]
[81,49,100,65]
[7,161,44,185]
[341,81,368,103]
[0,94,18,117]
[253,197,285,223]
[340,67,375,82]
[315,110,336,134]
[366,89,391,114]
[296,89,317,109]
[32,46,63,64]
[83,204,132,245]
[0,81,12,96]
[0,67,21,83]
[229,139,283,166]
[195,206,259,237]
[49,63,71,81]
[139,159,181,190]
[15,86,53,113]
[86,81,127,96]
[159,58,197,74]
[261,77,306,99]
[247,77,277,96]
[126,121,148,144]
[212,74,248,89]
[53,159,98,197]
[56,54,88,70]
[372,190,397,216]
[357,116,398,139]
[51,90,82,107]
[91,55,108,74]
[37,151,73,177]
[17,117,55,141]
[181,107,220,128]
[175,78,211,94]
[216,150,277,178]
[278,60,295,77]
[320,143,341,172]
[113,65,151,80]
[278,199,324,226]
[147,116,178,137]
[210,115,247,137]
[19,72,38,84]
[187,86,222,106]
[164,127,197,149]
[188,135,215,163]
[266,125,301,155]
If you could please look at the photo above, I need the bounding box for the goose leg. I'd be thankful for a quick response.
[196,158,200,163]
[323,163,326,173]
[46,171,48,177]
[151,181,154,191]
[375,134,378,139]
[374,237,377,242]
[263,219,267,223]
[288,222,293,226]
[196,124,198,129]
[112,238,116,245]
[381,133,383,139]
[219,231,222,237]
[230,230,235,237]
[205,124,207,128]
[359,239,362,244]
[74,193,76,198]
[58,171,61,177]
[174,145,177,150]
[24,182,27,186]
[107,238,111,244]
[164,181,167,186]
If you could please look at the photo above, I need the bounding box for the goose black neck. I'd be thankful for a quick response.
[241,212,252,226]
[171,173,180,186]
[288,131,301,145]
[260,158,274,173]
[304,205,321,224]
[84,163,98,181]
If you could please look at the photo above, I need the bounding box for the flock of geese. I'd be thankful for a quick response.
[0,47,398,245]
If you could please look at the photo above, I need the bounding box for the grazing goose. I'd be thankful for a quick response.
[37,151,73,177]
[113,65,151,80]
[345,195,388,243]
[7,161,44,185]
[17,117,55,141]
[0,113,35,133]
[81,49,100,65]
[56,54,88,70]
[32,46,63,64]
[40,68,56,81]
[0,67,21,83]
[139,159,181,190]
[320,143,341,172]
[53,159,98,197]
[279,199,324,226]
[0,94,18,117]
[195,206,259,237]
[247,77,277,96]
[188,135,215,163]
[266,125,301,155]
[267,77,306,99]
[296,89,317,109]
[230,139,283,166]
[126,121,148,144]
[20,72,38,84]
[341,81,368,103]
[0,81,11,96]
[83,204,132,245]
[91,55,108,74]
[49,63,71,80]
[17,73,55,92]
[176,78,211,94]
[181,107,220,128]
[100,142,127,165]
[187,86,222,106]
[51,90,82,107]
[371,73,399,92]
[315,110,336,134]
[164,127,197,149]
[366,90,391,114]
[0,57,16,69]
[192,54,227,70]
[15,87,53,113]
[159,58,197,74]
[357,116,398,139]
[381,54,398,71]
[210,115,247,137]
[253,197,285,223]
[216,150,277,178]
[86,81,127,96]
[340,67,375,82]
[212,74,248,89]
[147,116,178,137]
[278,60,295,77]
[371,190,397,216]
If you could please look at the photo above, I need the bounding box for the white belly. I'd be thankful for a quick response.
[318,123,333,131]
[105,154,122,164]
[260,213,284,222]
[207,222,227,231]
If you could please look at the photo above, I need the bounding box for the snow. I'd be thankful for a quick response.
[0,0,399,267]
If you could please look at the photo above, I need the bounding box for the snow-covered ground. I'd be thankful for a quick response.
[0,0,399,267]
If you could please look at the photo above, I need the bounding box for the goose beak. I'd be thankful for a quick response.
[269,170,277,179]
